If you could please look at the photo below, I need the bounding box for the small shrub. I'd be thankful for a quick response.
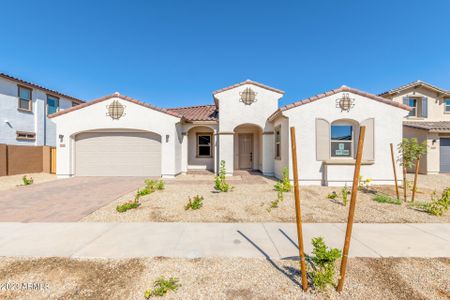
[22,175,33,186]
[116,200,140,213]
[341,185,350,206]
[185,195,204,210]
[409,188,450,216]
[214,160,234,192]
[267,191,284,211]
[373,193,401,205]
[327,192,337,200]
[274,167,292,192]
[310,237,342,290]
[144,276,180,298]
[358,175,372,191]
[145,179,165,191]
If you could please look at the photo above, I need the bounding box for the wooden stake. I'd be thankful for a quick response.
[403,165,407,202]
[337,126,366,292]
[411,158,420,202]
[290,127,308,292]
[390,143,400,200]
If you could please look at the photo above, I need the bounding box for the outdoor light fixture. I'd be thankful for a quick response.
[166,134,170,143]
[239,87,257,105]
[106,100,126,120]
[59,134,64,143]
[336,93,355,112]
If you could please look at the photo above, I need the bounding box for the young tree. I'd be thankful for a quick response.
[398,138,427,202]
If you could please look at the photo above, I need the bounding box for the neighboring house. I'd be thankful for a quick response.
[50,80,410,186]
[380,81,450,173]
[0,73,84,147]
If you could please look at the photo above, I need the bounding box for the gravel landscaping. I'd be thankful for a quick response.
[81,173,450,223]
[0,257,448,299]
[0,173,56,191]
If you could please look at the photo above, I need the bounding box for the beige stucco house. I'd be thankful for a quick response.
[50,80,410,185]
[380,81,450,173]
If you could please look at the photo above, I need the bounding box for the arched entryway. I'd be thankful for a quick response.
[233,124,263,171]
[186,126,215,171]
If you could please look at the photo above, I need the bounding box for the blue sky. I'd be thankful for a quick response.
[1,0,449,107]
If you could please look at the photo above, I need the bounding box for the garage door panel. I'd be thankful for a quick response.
[75,132,161,176]
[441,138,450,173]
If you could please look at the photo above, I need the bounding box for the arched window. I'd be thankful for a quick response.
[330,120,356,158]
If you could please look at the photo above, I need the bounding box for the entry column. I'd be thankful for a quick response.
[218,132,234,176]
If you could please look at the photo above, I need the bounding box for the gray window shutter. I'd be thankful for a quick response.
[403,96,413,117]
[316,118,330,161]
[360,118,375,161]
[421,97,428,118]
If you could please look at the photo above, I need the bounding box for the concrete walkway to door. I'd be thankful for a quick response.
[0,177,146,222]
[0,222,448,259]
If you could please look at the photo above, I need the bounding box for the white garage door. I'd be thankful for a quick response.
[75,132,161,176]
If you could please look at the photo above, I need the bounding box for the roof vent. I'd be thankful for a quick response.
[113,92,120,96]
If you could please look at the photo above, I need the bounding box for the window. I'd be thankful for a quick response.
[408,98,417,117]
[331,125,353,157]
[47,95,59,115]
[197,133,212,157]
[72,101,79,107]
[16,131,36,141]
[445,99,450,113]
[18,86,32,111]
[275,126,281,159]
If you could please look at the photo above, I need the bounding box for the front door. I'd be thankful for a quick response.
[238,134,253,169]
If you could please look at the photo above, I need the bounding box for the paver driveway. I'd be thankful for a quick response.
[0,177,146,222]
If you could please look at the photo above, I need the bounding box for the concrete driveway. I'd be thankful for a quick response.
[0,177,146,222]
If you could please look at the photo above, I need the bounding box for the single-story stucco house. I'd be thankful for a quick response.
[49,80,411,186]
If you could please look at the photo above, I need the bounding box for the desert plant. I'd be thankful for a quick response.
[116,200,140,213]
[144,276,181,298]
[309,237,342,290]
[185,195,204,210]
[398,138,427,202]
[274,167,292,192]
[136,187,151,197]
[327,192,337,200]
[145,179,165,191]
[22,175,33,186]
[341,185,350,206]
[358,175,372,191]
[409,188,450,216]
[267,191,284,211]
[373,193,401,205]
[214,160,233,192]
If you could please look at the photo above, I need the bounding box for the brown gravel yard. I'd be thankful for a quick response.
[0,173,56,191]
[0,257,448,299]
[81,173,450,223]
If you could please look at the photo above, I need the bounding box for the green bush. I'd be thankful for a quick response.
[145,179,165,191]
[358,175,372,191]
[274,167,292,192]
[144,276,180,298]
[341,185,350,206]
[185,195,204,210]
[116,200,140,213]
[409,188,450,216]
[310,237,342,290]
[373,193,401,205]
[327,192,337,200]
[214,160,234,192]
[22,175,33,186]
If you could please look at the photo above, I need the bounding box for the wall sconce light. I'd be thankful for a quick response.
[59,134,64,143]
[432,139,437,145]
[166,135,170,143]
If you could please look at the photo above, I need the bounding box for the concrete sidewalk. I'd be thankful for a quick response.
[0,222,448,259]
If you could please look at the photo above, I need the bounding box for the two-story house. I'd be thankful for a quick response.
[0,73,84,147]
[380,80,450,173]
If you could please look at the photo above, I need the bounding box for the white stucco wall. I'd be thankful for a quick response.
[52,97,181,178]
[215,83,283,175]
[0,77,77,146]
[283,92,409,185]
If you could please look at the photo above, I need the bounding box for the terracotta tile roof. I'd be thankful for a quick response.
[212,79,285,95]
[268,85,412,121]
[167,104,217,121]
[0,72,84,103]
[379,80,450,97]
[403,121,450,132]
[48,93,183,119]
